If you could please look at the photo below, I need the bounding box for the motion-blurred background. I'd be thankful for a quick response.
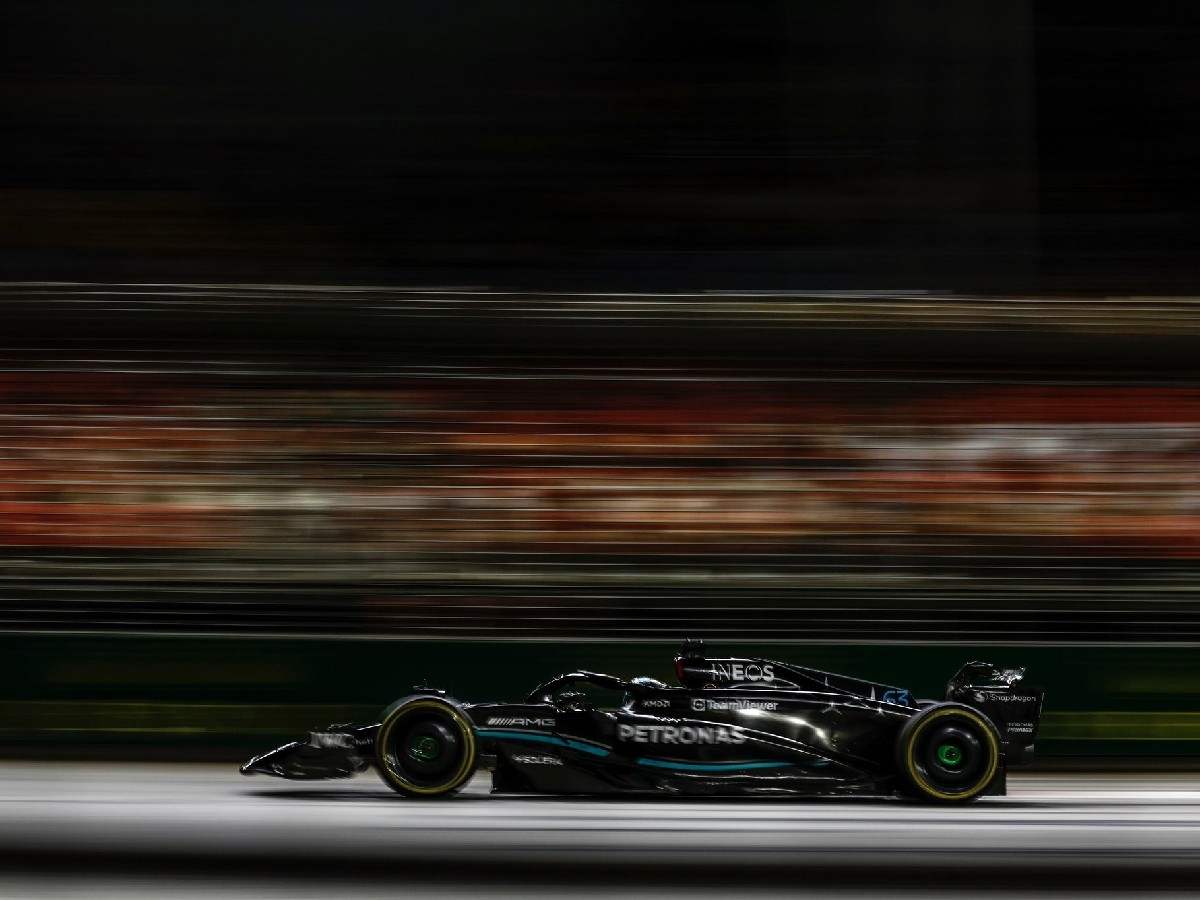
[3,1,1200,761]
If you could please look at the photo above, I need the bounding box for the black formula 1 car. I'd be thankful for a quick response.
[241,641,1044,803]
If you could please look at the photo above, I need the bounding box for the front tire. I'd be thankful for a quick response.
[375,697,478,797]
[895,703,1000,803]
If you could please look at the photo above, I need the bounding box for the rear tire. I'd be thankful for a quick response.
[895,703,1000,803]
[375,697,478,797]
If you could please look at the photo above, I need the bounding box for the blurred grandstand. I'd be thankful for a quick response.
[1,283,1199,643]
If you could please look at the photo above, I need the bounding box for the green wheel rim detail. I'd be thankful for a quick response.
[936,743,964,766]
[408,735,442,762]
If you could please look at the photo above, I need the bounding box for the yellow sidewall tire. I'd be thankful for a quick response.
[897,705,1000,803]
[376,698,477,797]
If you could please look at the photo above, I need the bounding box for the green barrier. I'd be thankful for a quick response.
[3,634,1198,757]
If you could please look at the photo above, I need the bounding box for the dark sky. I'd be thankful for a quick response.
[2,1,1199,292]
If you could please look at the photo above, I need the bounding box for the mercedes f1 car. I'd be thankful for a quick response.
[241,641,1044,803]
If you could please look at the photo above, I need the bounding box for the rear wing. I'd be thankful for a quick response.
[946,662,1045,764]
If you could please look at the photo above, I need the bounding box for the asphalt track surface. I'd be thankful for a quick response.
[2,764,1199,897]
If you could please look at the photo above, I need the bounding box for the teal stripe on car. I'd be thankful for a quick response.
[635,758,793,772]
[477,731,793,771]
[475,729,611,757]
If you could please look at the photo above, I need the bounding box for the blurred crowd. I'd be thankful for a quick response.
[2,371,1197,582]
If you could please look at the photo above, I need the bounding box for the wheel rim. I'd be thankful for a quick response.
[408,734,443,763]
[936,742,963,767]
